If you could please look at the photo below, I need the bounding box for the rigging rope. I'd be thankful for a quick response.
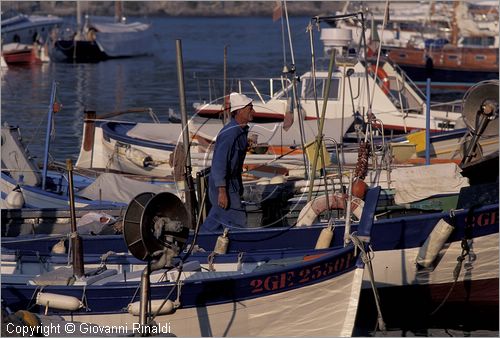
[368,0,390,111]
[430,209,473,316]
[279,1,287,71]
[350,232,386,332]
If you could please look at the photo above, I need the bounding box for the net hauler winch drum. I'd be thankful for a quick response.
[123,192,190,261]
[462,80,499,138]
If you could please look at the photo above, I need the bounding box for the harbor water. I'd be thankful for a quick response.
[1,16,496,336]
[1,16,320,163]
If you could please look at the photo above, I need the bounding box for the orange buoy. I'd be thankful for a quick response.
[352,177,368,199]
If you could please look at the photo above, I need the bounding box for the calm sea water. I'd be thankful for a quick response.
[1,16,320,163]
[1,16,495,335]
[1,16,464,163]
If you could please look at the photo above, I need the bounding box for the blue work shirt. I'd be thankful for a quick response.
[202,118,249,231]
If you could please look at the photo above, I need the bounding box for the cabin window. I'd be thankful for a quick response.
[475,55,486,61]
[303,78,340,100]
[398,53,407,58]
[399,22,423,31]
[434,21,451,30]
[325,78,340,100]
[303,78,323,100]
[461,36,495,47]
[447,55,458,60]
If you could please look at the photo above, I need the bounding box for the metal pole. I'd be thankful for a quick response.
[307,49,336,202]
[307,22,321,122]
[343,170,354,246]
[76,1,82,36]
[139,262,151,327]
[290,74,309,180]
[67,159,84,278]
[359,13,373,122]
[425,78,431,165]
[223,45,229,124]
[42,81,57,190]
[176,39,197,228]
[283,0,308,178]
[176,40,191,170]
[283,0,295,66]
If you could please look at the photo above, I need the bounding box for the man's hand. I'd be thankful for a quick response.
[218,187,228,209]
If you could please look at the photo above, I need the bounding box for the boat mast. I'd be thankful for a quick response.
[75,1,82,40]
[451,1,460,46]
[223,45,229,124]
[41,81,57,190]
[282,0,310,179]
[176,39,198,228]
[115,0,124,23]
[66,159,85,278]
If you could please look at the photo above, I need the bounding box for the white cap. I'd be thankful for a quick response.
[229,92,253,113]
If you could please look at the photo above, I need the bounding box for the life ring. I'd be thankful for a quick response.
[367,65,391,94]
[296,193,364,227]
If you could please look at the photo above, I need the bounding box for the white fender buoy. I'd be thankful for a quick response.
[296,193,364,227]
[128,299,176,316]
[6,186,24,208]
[256,177,270,185]
[125,147,154,168]
[416,219,455,268]
[214,228,229,255]
[36,292,83,311]
[51,239,66,254]
[315,226,334,249]
[270,175,286,185]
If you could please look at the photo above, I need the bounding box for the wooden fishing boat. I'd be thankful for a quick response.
[335,1,499,90]
[2,181,497,325]
[2,245,369,336]
[385,1,499,86]
[75,111,352,178]
[386,45,499,84]
[1,188,380,336]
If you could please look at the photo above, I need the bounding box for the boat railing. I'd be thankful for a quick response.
[429,99,463,115]
[364,58,427,114]
[385,71,463,117]
[192,74,293,105]
[383,68,461,119]
[386,59,426,98]
[323,136,344,192]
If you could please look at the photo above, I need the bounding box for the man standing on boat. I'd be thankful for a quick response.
[202,92,255,231]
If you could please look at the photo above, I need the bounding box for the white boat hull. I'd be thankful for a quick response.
[63,267,364,337]
[367,232,498,289]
